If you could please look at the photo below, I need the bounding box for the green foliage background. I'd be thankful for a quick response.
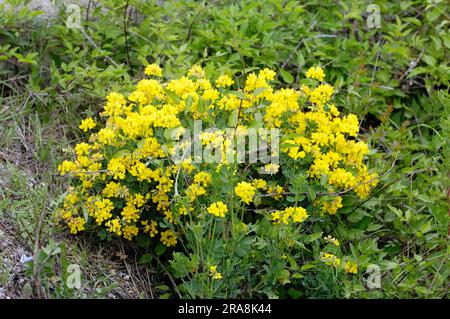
[0,0,448,298]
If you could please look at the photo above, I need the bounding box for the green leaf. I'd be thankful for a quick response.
[138,253,153,264]
[22,283,33,298]
[155,244,167,256]
[387,204,402,218]
[228,109,239,127]
[305,232,322,243]
[229,90,246,99]
[307,188,316,201]
[253,87,268,96]
[135,234,151,248]
[347,210,366,223]
[235,237,253,257]
[279,69,294,84]
[422,54,436,66]
[300,264,315,271]
[112,150,130,158]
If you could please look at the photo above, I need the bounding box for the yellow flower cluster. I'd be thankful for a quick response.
[215,75,234,87]
[263,163,280,175]
[276,71,378,207]
[207,201,228,218]
[68,217,85,234]
[235,182,256,204]
[142,220,158,237]
[321,196,343,215]
[79,117,96,132]
[160,229,177,247]
[306,66,325,82]
[186,171,212,203]
[271,207,308,224]
[144,63,163,77]
[344,261,358,274]
[105,218,122,236]
[58,64,378,256]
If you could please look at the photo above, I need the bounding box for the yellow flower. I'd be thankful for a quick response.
[63,192,79,208]
[320,252,341,268]
[107,158,127,180]
[209,265,223,280]
[121,202,140,223]
[144,63,163,77]
[79,117,96,132]
[267,185,284,200]
[129,161,158,182]
[272,207,308,224]
[354,166,379,199]
[260,68,276,81]
[215,74,234,87]
[92,198,114,224]
[344,261,358,274]
[202,88,220,101]
[235,181,256,204]
[328,168,357,190]
[270,211,281,223]
[68,217,85,234]
[160,229,177,247]
[123,224,139,240]
[58,160,77,175]
[252,179,267,190]
[103,92,126,117]
[97,127,116,145]
[306,66,325,82]
[102,181,126,198]
[186,184,206,202]
[207,201,228,218]
[75,142,91,156]
[187,65,205,78]
[308,83,334,106]
[193,171,212,186]
[105,218,122,236]
[321,196,343,215]
[178,206,188,215]
[142,220,158,237]
[324,235,340,246]
[263,163,279,175]
[288,207,308,223]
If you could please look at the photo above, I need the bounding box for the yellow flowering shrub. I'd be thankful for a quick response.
[58,64,378,296]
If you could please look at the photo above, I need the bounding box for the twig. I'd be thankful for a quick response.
[86,0,92,22]
[186,4,204,42]
[398,48,425,81]
[123,0,135,76]
[155,255,182,298]
[79,27,120,68]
